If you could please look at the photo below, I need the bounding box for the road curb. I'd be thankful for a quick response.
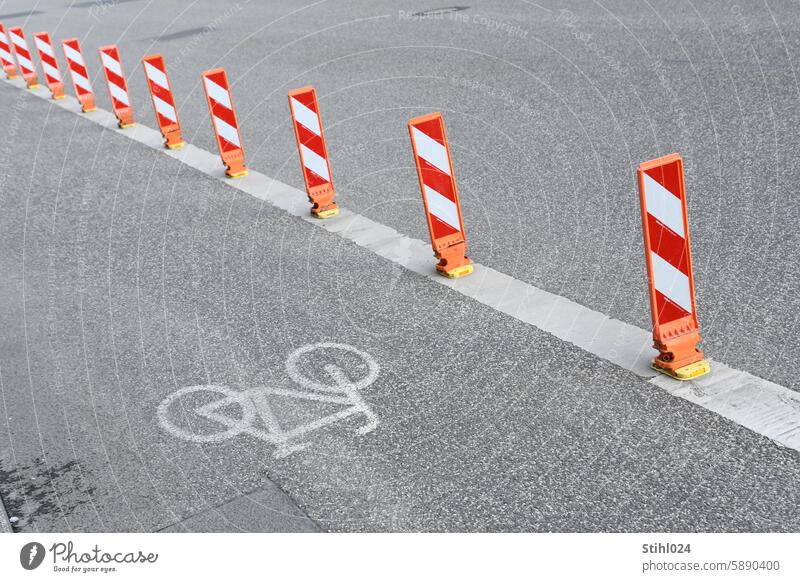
[2,76,799,460]
[0,490,12,533]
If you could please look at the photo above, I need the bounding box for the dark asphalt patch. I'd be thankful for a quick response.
[0,10,45,19]
[411,6,470,17]
[68,0,144,8]
[152,26,218,42]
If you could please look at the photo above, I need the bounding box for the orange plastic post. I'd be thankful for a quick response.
[287,86,339,218]
[99,45,134,128]
[142,54,185,149]
[637,153,710,380]
[8,26,39,89]
[33,32,65,100]
[0,23,20,79]
[408,112,473,278]
[201,68,247,178]
[62,38,96,113]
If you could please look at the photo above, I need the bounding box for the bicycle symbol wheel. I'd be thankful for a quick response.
[285,342,380,394]
[157,385,256,443]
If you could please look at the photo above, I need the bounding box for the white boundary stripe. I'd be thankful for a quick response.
[6,75,800,455]
[144,61,168,90]
[411,126,451,176]
[643,172,685,238]
[290,97,321,136]
[423,184,461,231]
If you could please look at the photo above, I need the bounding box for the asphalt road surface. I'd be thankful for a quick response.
[0,0,799,532]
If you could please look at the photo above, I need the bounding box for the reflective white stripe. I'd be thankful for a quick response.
[0,47,12,64]
[643,172,685,238]
[411,126,450,176]
[153,94,177,123]
[650,251,692,314]
[108,81,129,106]
[63,44,84,67]
[42,61,60,81]
[213,115,240,147]
[100,51,122,76]
[144,61,168,90]
[9,30,25,47]
[290,97,321,136]
[71,71,92,93]
[203,76,232,109]
[300,144,330,182]
[423,185,461,231]
[15,53,34,72]
[34,37,54,57]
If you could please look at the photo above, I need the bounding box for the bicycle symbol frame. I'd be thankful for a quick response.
[158,343,379,458]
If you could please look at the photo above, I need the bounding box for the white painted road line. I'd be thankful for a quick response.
[5,77,800,454]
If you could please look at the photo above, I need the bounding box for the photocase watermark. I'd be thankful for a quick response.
[0,91,28,193]
[398,9,528,40]
[555,9,688,132]
[173,3,244,66]
[447,74,536,118]
[556,9,625,76]
[20,542,46,570]
[729,3,751,35]
[87,0,122,23]
[20,540,159,574]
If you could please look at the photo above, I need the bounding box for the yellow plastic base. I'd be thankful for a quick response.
[7,74,19,80]
[166,141,186,150]
[27,83,40,89]
[119,122,136,129]
[441,264,474,279]
[226,170,249,179]
[312,208,339,219]
[53,94,66,100]
[652,359,711,381]
[83,107,97,113]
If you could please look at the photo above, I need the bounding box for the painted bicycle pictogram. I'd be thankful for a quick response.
[158,343,379,458]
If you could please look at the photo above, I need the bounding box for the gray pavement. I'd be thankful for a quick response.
[0,0,794,387]
[1,83,799,533]
[0,0,799,532]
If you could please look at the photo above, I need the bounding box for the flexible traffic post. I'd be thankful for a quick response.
[201,68,247,178]
[408,112,473,278]
[142,54,185,149]
[33,32,64,100]
[637,153,710,380]
[99,44,135,128]
[287,86,339,218]
[62,38,96,113]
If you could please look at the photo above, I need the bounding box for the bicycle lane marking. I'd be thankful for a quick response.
[157,344,380,457]
[6,77,799,454]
